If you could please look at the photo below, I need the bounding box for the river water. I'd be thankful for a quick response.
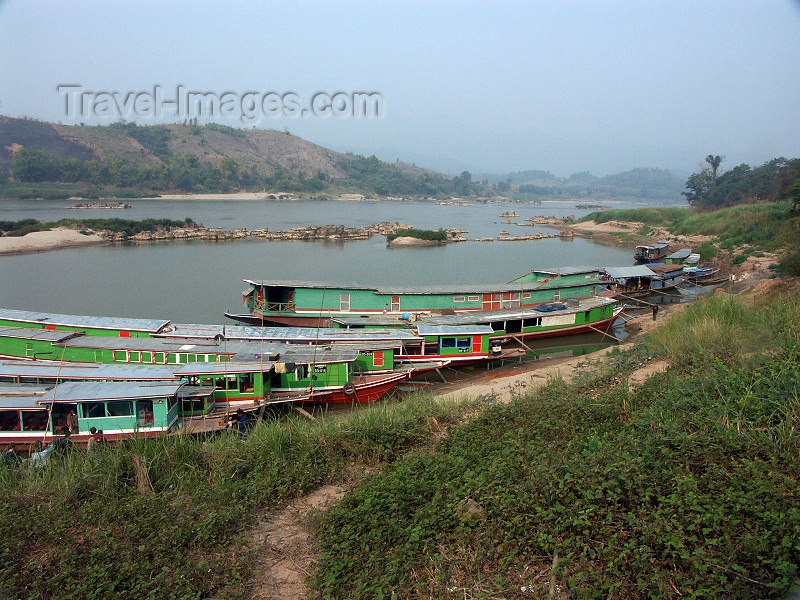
[0,198,661,324]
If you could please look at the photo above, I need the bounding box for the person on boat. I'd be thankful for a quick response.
[2,445,22,467]
[66,409,79,435]
[236,409,249,434]
[53,427,73,455]
[88,427,102,452]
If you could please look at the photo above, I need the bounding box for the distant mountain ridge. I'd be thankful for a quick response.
[1,115,685,202]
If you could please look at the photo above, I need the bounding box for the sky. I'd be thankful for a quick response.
[0,0,798,177]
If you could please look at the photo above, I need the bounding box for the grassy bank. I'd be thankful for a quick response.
[2,286,799,599]
[312,287,800,598]
[0,397,479,600]
[579,201,800,272]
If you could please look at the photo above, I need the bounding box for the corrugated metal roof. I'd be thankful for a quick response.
[160,323,421,342]
[0,394,48,409]
[0,361,176,381]
[39,381,184,402]
[416,325,494,336]
[0,327,82,343]
[665,248,693,260]
[0,384,50,397]
[243,279,547,295]
[415,296,617,326]
[0,308,170,333]
[603,266,657,279]
[649,264,685,275]
[174,362,275,375]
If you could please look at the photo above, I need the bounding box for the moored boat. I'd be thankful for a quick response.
[602,265,684,300]
[634,240,670,263]
[233,267,609,327]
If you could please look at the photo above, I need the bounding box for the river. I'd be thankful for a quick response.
[0,198,666,324]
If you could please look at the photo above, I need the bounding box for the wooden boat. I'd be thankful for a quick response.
[231,267,610,327]
[332,295,623,344]
[0,380,190,449]
[155,322,519,367]
[602,264,684,300]
[683,267,720,282]
[634,240,670,263]
[0,324,426,416]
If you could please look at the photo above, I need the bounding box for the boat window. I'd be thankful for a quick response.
[113,350,126,362]
[0,411,21,431]
[553,290,561,301]
[107,401,133,416]
[340,293,351,312]
[240,373,254,392]
[136,400,154,427]
[468,295,480,302]
[453,296,465,303]
[84,402,106,418]
[155,352,166,364]
[21,410,48,431]
[129,351,141,363]
[142,352,152,363]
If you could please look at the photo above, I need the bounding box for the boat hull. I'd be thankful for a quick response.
[271,371,411,404]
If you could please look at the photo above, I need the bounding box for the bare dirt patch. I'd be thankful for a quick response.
[248,484,350,600]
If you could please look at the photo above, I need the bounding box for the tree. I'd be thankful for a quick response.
[705,155,724,188]
[789,178,800,215]
[682,169,712,206]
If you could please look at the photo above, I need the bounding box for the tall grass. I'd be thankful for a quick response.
[646,292,755,361]
[0,394,477,600]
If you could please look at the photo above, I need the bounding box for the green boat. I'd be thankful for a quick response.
[229,267,609,327]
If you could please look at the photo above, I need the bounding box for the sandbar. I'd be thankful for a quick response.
[0,228,105,255]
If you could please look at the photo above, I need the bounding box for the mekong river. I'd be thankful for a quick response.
[0,198,658,324]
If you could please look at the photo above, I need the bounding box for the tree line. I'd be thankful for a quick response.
[683,155,800,211]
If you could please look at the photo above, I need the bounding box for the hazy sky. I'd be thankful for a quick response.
[1,0,798,176]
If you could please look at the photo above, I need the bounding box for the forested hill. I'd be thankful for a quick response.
[0,116,468,198]
[496,167,686,203]
[2,115,687,202]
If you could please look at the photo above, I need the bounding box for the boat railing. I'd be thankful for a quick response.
[255,301,294,312]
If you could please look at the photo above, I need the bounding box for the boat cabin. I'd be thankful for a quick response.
[238,268,606,326]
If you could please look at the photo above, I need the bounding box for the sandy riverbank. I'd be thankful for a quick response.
[0,228,105,255]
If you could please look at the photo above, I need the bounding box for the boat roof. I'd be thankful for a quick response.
[603,266,657,279]
[174,361,276,375]
[407,296,617,327]
[244,279,554,295]
[332,296,617,328]
[0,361,177,381]
[648,264,685,275]
[38,381,185,403]
[0,393,50,410]
[0,383,50,397]
[0,308,171,333]
[60,335,250,354]
[279,346,361,364]
[508,266,602,281]
[0,327,83,343]
[665,248,693,260]
[158,323,422,343]
[635,240,669,250]
[415,324,495,336]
